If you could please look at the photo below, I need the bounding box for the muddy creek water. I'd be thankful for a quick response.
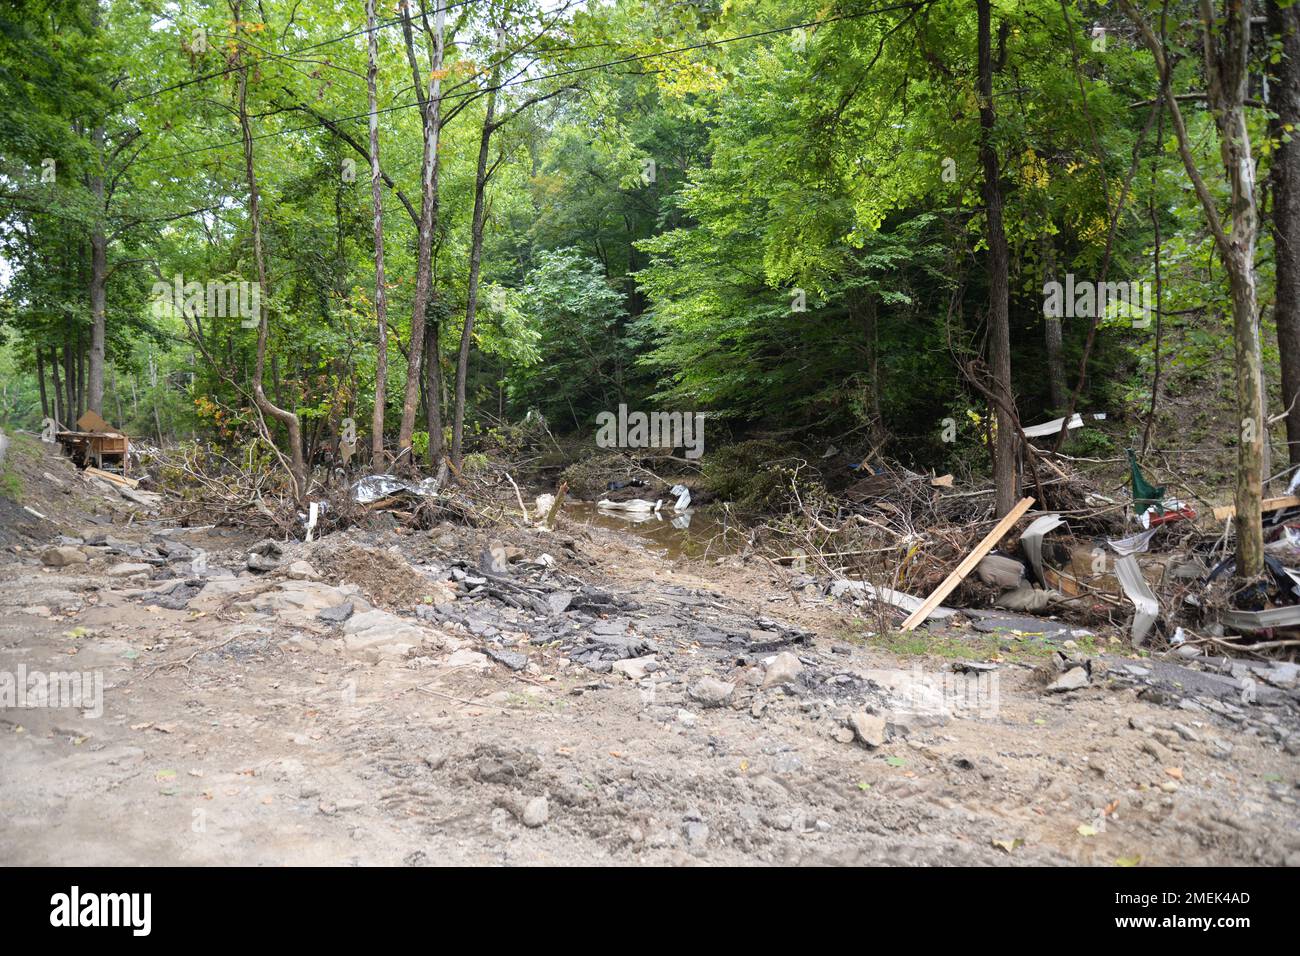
[564,502,745,560]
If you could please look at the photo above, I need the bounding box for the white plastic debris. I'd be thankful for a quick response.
[1021,412,1106,438]
[304,501,320,542]
[1115,554,1159,646]
[1107,527,1158,556]
[596,497,662,513]
[669,483,692,511]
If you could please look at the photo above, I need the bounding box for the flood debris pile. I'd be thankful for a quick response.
[761,446,1300,677]
[140,441,519,537]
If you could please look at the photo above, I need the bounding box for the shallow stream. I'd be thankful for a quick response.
[564,502,743,560]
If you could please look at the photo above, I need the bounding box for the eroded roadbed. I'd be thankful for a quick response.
[1,518,1297,866]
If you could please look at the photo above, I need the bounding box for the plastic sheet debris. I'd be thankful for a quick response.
[1264,525,1300,563]
[1126,448,1165,512]
[1021,412,1106,439]
[1020,513,1066,587]
[993,583,1064,612]
[1107,527,1158,556]
[976,554,1026,589]
[301,501,324,542]
[1115,554,1159,646]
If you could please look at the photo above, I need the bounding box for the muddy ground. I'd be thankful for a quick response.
[0,437,1297,866]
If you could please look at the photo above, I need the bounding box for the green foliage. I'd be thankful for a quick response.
[701,439,825,514]
[506,248,630,426]
[0,0,1287,488]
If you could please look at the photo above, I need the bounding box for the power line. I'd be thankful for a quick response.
[134,2,925,168]
[121,0,480,106]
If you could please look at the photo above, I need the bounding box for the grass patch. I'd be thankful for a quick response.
[840,621,1063,663]
[0,431,39,502]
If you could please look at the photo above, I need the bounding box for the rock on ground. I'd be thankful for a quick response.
[762,651,803,688]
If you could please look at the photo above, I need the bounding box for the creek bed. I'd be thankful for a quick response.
[564,502,744,560]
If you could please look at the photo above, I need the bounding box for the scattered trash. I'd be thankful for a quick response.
[830,579,959,620]
[900,497,1035,631]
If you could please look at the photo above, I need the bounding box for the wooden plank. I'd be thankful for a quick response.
[900,496,1035,631]
[84,466,139,489]
[1212,495,1300,522]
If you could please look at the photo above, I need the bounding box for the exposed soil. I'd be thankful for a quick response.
[1,435,1297,866]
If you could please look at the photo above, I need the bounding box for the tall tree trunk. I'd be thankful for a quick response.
[111,367,124,425]
[1206,0,1264,579]
[88,122,107,414]
[65,327,75,421]
[1126,0,1263,577]
[234,5,307,501]
[148,349,163,445]
[36,347,49,420]
[977,0,1017,517]
[424,318,442,467]
[64,330,75,422]
[51,345,63,426]
[857,288,886,446]
[84,3,107,416]
[396,0,447,470]
[452,48,501,472]
[1269,0,1300,469]
[366,0,390,468]
[76,325,84,418]
[1040,232,1067,410]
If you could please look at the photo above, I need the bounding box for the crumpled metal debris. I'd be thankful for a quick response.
[1115,554,1159,646]
[352,474,442,503]
[1019,513,1066,587]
